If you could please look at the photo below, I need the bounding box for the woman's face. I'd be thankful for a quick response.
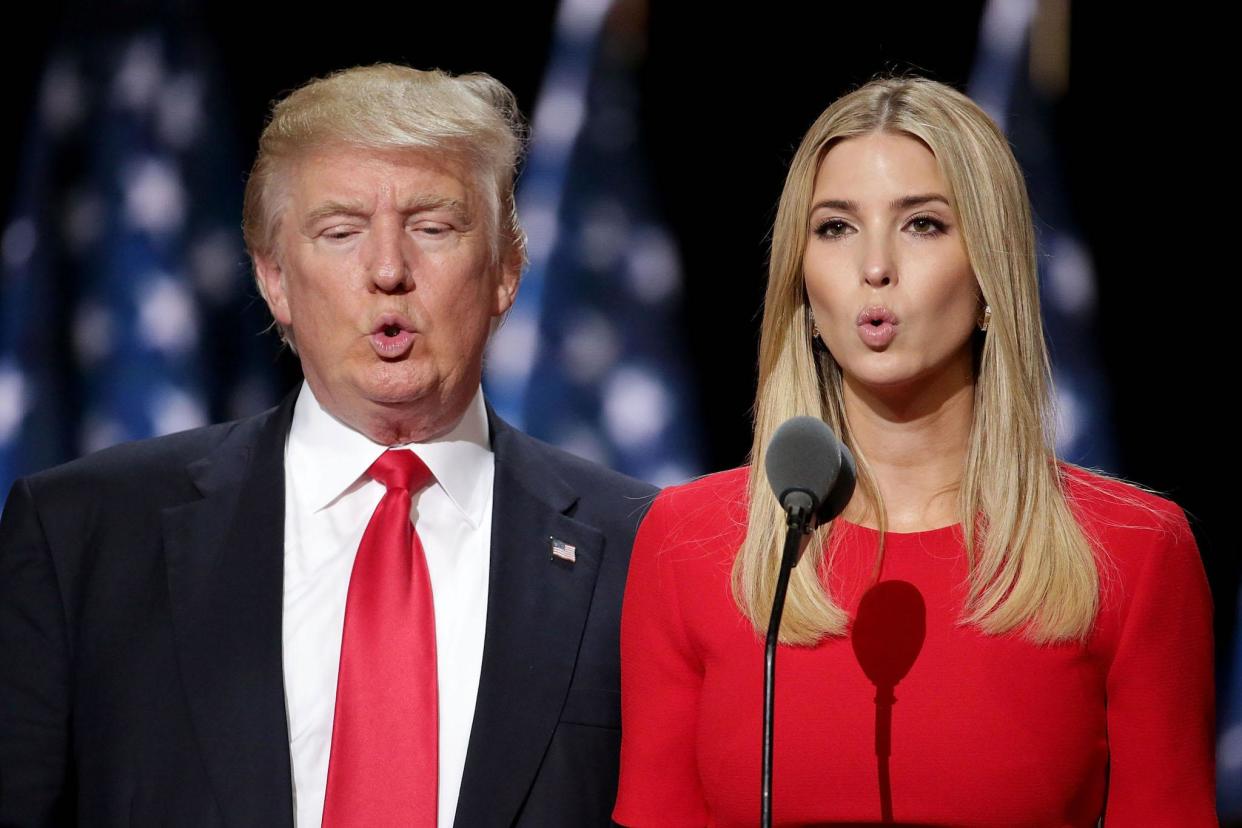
[803,132,980,401]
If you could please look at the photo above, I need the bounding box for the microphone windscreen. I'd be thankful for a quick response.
[764,416,843,511]
[817,442,857,524]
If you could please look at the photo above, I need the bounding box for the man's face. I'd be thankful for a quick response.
[255,144,518,441]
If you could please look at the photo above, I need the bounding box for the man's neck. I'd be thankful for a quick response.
[307,381,474,447]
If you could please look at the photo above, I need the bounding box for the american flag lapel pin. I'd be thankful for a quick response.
[550,536,577,564]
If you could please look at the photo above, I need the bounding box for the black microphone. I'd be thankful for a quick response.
[764,415,856,536]
[817,432,856,527]
[760,416,855,828]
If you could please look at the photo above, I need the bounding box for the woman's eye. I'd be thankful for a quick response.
[814,219,852,239]
[907,216,947,236]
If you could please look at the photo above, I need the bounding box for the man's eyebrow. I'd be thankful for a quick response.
[302,200,369,226]
[301,197,472,225]
[398,196,472,222]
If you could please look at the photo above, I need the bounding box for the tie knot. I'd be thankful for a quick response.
[367,449,434,493]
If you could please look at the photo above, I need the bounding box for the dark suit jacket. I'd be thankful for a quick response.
[0,390,657,827]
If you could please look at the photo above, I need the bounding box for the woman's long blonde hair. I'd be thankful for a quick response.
[734,77,1099,646]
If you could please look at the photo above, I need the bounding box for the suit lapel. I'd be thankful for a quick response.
[453,412,605,828]
[162,391,297,827]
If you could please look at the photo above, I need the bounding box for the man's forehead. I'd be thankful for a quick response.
[287,144,478,209]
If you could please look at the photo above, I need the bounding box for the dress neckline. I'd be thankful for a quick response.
[834,517,962,542]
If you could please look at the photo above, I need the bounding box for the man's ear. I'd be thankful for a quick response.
[254,251,293,327]
[492,244,523,318]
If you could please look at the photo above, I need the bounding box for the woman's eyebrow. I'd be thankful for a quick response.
[890,193,951,210]
[809,198,858,213]
[808,194,951,213]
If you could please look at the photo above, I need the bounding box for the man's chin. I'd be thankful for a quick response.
[309,363,476,437]
[358,382,437,409]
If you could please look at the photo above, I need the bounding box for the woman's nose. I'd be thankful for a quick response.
[861,239,895,288]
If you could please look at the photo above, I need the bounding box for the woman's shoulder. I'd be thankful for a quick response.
[1058,463,1190,538]
[1060,472,1211,694]
[637,466,751,557]
[654,466,750,507]
[1058,463,1202,609]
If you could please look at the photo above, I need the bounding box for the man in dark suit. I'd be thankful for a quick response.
[0,64,656,827]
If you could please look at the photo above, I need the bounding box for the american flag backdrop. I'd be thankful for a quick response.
[4,6,704,502]
[484,0,703,487]
[968,0,1116,471]
[971,0,1237,815]
[1221,610,1242,815]
[0,25,281,506]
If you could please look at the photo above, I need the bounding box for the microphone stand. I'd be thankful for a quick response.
[762,500,812,828]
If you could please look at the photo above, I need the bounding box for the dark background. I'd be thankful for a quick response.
[3,0,1230,779]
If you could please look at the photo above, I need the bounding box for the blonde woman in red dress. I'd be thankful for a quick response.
[613,77,1215,827]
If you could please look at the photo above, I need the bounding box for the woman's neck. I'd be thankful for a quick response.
[840,365,975,533]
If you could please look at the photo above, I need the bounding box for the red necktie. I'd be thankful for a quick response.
[322,450,438,827]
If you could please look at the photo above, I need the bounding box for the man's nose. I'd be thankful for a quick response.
[367,221,414,292]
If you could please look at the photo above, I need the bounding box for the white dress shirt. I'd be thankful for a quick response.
[281,381,493,828]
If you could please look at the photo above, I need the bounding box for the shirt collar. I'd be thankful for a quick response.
[287,381,493,527]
